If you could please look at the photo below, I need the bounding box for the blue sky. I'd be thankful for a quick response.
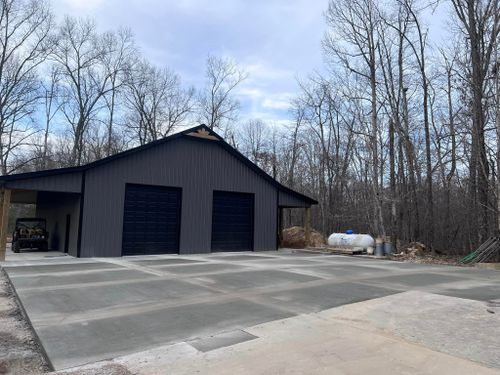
[51,0,451,126]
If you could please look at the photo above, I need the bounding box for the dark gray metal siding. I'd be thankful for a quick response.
[80,137,278,257]
[36,192,80,257]
[10,190,38,204]
[279,190,311,208]
[4,172,82,193]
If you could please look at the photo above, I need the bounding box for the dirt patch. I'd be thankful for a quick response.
[0,269,50,374]
[55,363,133,375]
[281,226,325,248]
[389,254,463,265]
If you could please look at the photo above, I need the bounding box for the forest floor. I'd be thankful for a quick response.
[387,241,466,266]
[388,253,463,266]
[309,243,465,266]
[0,270,50,374]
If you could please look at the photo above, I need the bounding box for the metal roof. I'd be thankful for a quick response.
[0,124,317,205]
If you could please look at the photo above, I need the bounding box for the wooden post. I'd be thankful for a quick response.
[0,188,11,261]
[278,207,284,248]
[304,207,311,248]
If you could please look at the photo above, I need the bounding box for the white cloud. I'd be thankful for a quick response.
[236,87,264,100]
[233,60,296,121]
[262,98,291,110]
[54,0,105,12]
[260,91,293,110]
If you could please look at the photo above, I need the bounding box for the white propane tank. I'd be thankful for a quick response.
[327,232,375,249]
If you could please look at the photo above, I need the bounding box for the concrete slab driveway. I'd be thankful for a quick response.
[3,250,500,370]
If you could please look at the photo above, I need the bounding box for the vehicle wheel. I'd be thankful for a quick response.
[12,242,20,253]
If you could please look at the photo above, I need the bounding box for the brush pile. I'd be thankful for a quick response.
[281,226,325,248]
[390,242,461,265]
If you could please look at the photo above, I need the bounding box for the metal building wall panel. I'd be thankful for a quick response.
[4,172,82,193]
[278,190,311,208]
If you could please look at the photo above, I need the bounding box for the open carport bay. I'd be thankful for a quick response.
[3,250,500,370]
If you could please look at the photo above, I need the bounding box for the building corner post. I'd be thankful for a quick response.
[278,207,284,248]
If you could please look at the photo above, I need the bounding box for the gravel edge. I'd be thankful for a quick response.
[0,268,52,374]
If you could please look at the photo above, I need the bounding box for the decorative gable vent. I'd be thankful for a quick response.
[187,128,218,141]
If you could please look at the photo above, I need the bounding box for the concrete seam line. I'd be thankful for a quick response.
[1,268,55,372]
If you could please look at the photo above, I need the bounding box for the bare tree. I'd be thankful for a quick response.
[0,0,54,174]
[40,65,62,168]
[101,28,136,156]
[450,0,500,243]
[323,0,385,236]
[240,119,268,165]
[52,17,116,165]
[287,101,305,189]
[400,0,434,248]
[124,59,193,145]
[379,0,436,246]
[436,48,459,247]
[495,0,500,234]
[197,55,247,131]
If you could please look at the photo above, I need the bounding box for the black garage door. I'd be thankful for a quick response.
[211,191,254,252]
[122,184,181,255]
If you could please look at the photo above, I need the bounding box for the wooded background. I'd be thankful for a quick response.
[0,0,498,253]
